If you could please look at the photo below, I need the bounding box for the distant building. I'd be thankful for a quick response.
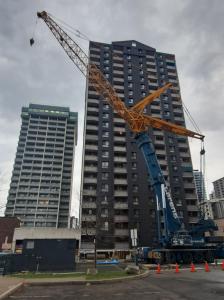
[213,177,224,199]
[201,198,224,237]
[0,217,21,252]
[5,104,78,228]
[193,170,207,201]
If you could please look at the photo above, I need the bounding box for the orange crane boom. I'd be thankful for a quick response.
[37,11,204,140]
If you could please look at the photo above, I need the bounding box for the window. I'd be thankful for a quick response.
[26,240,34,249]
[103,104,109,110]
[128,82,133,88]
[101,221,109,231]
[102,131,109,138]
[102,140,109,147]
[133,197,139,204]
[103,113,109,119]
[102,161,109,168]
[129,91,133,96]
[132,42,136,47]
[102,184,109,192]
[102,172,109,180]
[132,162,137,169]
[129,99,133,104]
[132,173,137,180]
[128,75,132,80]
[103,122,109,128]
[133,185,138,192]
[131,152,137,159]
[102,151,109,157]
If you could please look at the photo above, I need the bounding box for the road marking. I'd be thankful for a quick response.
[10,296,49,298]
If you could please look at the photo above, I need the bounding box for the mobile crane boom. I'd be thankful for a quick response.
[36,12,220,259]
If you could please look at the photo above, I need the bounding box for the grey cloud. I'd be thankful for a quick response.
[0,0,224,212]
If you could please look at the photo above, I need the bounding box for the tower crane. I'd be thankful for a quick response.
[36,11,223,263]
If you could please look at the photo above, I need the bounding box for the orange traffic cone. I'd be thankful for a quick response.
[221,261,224,271]
[190,262,196,272]
[204,261,210,272]
[156,264,161,274]
[175,263,180,273]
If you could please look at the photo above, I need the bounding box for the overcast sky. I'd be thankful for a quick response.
[0,0,224,217]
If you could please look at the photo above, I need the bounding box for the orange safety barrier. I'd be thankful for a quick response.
[156,264,161,274]
[175,263,180,273]
[204,261,210,272]
[190,262,196,272]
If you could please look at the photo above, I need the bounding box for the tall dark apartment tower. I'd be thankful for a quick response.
[81,40,199,252]
[5,104,78,228]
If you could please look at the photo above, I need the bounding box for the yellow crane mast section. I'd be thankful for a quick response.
[37,11,204,140]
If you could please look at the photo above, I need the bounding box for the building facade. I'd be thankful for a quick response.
[193,170,207,202]
[81,40,199,252]
[213,177,224,199]
[5,104,78,228]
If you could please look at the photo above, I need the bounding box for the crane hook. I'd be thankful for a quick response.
[30,38,35,46]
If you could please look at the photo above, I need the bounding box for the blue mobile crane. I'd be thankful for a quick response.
[36,11,223,264]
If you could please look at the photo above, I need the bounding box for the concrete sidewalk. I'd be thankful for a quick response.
[0,270,149,298]
[0,277,23,299]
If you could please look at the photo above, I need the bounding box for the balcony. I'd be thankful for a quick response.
[84,166,97,172]
[114,215,129,222]
[82,202,97,209]
[187,205,199,212]
[85,144,98,151]
[114,126,125,133]
[83,177,97,184]
[188,217,199,223]
[85,155,98,161]
[185,193,197,200]
[114,229,129,236]
[82,215,96,221]
[81,228,96,235]
[114,136,126,142]
[114,146,126,152]
[82,190,97,196]
[86,135,98,141]
[114,157,127,163]
[87,107,99,113]
[114,191,128,197]
[113,118,125,124]
[114,167,127,174]
[114,179,128,185]
[114,202,128,209]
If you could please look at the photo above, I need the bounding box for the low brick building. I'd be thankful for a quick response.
[0,217,21,252]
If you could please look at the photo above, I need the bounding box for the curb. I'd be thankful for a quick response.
[0,282,24,300]
[23,270,150,286]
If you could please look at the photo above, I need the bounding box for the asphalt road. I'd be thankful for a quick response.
[7,269,224,300]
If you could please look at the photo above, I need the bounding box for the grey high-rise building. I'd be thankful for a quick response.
[213,177,224,199]
[193,170,207,202]
[80,40,199,252]
[5,104,78,228]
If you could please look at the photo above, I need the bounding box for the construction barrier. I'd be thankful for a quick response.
[175,263,180,273]
[190,262,196,272]
[156,264,161,274]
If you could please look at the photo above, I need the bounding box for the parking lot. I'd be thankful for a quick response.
[5,267,224,300]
